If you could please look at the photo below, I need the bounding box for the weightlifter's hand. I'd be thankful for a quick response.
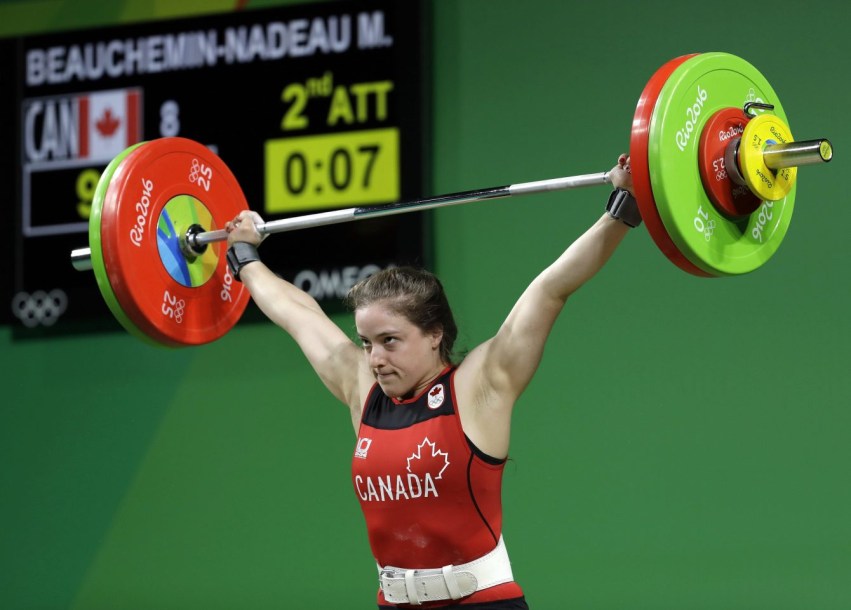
[226,210,267,247]
[608,153,634,196]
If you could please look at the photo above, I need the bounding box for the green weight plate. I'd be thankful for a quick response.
[88,141,163,346]
[648,52,794,276]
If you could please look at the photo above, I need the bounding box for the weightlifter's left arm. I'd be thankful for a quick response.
[454,155,640,457]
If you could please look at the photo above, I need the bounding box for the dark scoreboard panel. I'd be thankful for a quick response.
[3,0,429,337]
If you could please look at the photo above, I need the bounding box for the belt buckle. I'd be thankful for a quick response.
[378,567,408,603]
[379,566,401,585]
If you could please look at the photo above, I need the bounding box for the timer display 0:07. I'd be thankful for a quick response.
[264,128,399,213]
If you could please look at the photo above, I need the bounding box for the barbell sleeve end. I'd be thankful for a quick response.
[819,139,833,163]
[762,138,834,170]
[71,248,93,272]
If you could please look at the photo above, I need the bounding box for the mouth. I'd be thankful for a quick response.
[374,371,395,382]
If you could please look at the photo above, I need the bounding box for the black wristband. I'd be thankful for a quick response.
[226,242,261,281]
[605,188,642,228]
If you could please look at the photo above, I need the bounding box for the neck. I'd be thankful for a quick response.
[397,363,447,400]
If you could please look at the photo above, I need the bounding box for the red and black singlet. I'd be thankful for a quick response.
[352,366,524,606]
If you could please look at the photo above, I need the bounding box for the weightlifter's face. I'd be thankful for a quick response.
[355,303,443,399]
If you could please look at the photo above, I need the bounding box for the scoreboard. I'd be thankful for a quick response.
[3,0,429,337]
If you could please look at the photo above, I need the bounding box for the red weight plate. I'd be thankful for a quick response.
[697,107,761,217]
[630,53,712,277]
[99,137,250,347]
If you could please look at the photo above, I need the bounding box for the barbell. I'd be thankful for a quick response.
[69,51,832,348]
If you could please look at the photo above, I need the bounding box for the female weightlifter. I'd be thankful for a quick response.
[224,154,639,609]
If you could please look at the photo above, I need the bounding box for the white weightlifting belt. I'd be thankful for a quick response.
[377,535,514,605]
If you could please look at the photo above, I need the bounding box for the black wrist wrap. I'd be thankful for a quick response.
[605,188,642,228]
[226,242,261,280]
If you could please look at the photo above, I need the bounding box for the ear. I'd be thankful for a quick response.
[430,328,443,350]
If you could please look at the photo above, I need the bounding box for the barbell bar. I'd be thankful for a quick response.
[70,170,613,272]
[67,51,833,348]
[68,135,829,274]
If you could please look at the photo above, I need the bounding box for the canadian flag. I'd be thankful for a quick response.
[78,89,141,162]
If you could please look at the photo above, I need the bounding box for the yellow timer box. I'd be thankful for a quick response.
[264,128,400,213]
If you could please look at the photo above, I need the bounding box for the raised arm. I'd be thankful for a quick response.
[454,155,638,457]
[226,212,373,427]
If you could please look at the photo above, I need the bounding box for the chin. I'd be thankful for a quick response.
[378,380,412,400]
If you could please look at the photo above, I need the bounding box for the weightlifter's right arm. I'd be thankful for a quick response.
[226,212,370,419]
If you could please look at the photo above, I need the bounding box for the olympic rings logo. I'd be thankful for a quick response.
[188,158,213,192]
[694,208,717,243]
[703,220,716,241]
[173,298,186,324]
[162,291,186,324]
[188,158,203,183]
[12,289,68,327]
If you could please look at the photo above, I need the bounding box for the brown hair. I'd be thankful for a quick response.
[344,266,458,365]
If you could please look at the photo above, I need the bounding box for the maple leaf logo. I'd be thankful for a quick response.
[406,437,449,479]
[427,383,445,409]
[95,108,120,137]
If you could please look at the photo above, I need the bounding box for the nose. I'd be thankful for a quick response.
[368,345,386,368]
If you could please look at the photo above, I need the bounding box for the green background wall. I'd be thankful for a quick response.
[2,1,849,609]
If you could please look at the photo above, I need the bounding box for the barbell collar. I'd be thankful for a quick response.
[724,138,747,187]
